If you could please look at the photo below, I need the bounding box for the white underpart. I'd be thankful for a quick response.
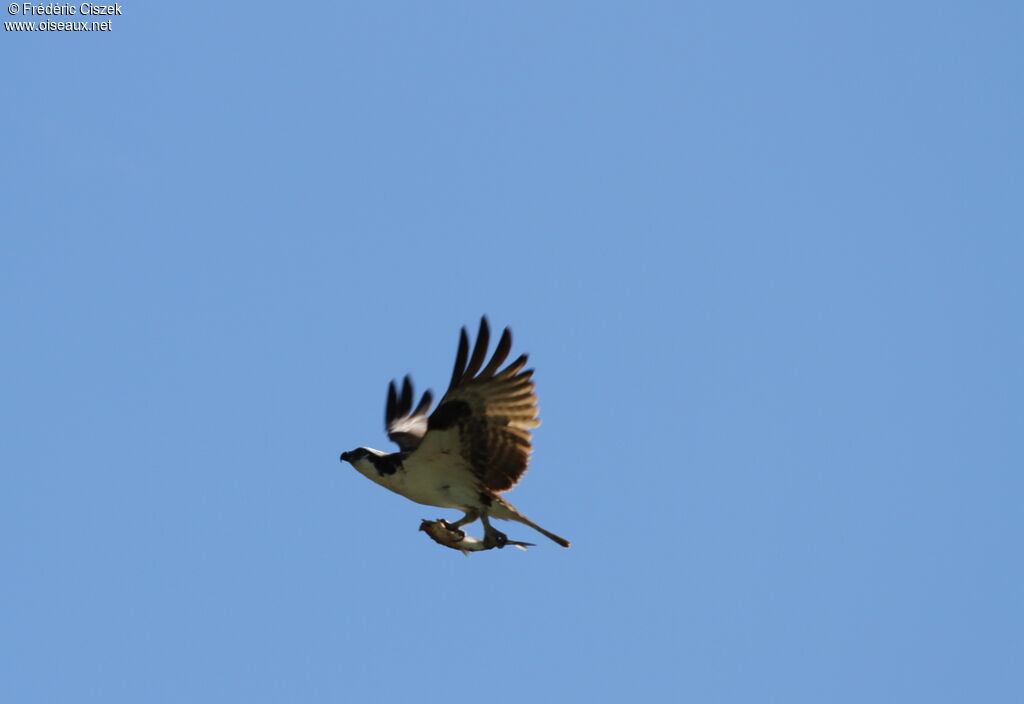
[350,448,485,511]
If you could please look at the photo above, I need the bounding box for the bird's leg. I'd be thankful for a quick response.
[448,509,480,529]
[480,514,508,549]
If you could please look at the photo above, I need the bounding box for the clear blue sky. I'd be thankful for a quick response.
[3,3,1021,702]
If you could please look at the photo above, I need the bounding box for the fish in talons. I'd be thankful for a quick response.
[419,519,534,555]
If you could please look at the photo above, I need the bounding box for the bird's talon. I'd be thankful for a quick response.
[484,531,508,549]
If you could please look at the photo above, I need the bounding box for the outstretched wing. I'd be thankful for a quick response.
[385,376,433,452]
[413,317,540,493]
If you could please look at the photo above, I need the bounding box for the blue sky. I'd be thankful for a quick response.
[3,2,1021,702]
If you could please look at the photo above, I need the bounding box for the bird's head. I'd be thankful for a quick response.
[339,446,387,480]
[339,447,369,464]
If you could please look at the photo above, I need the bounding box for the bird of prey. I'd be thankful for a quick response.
[339,317,570,549]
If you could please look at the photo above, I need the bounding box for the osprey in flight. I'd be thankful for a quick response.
[340,317,570,549]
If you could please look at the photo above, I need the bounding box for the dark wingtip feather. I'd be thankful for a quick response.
[499,353,529,378]
[464,317,490,379]
[413,389,433,416]
[400,376,415,416]
[449,326,470,390]
[386,380,398,424]
[481,326,512,377]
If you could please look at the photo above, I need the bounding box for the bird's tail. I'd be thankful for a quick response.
[519,517,571,548]
[493,499,569,548]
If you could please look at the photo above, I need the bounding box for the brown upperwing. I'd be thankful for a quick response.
[419,317,540,493]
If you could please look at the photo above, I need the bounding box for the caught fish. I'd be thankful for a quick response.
[419,519,534,554]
